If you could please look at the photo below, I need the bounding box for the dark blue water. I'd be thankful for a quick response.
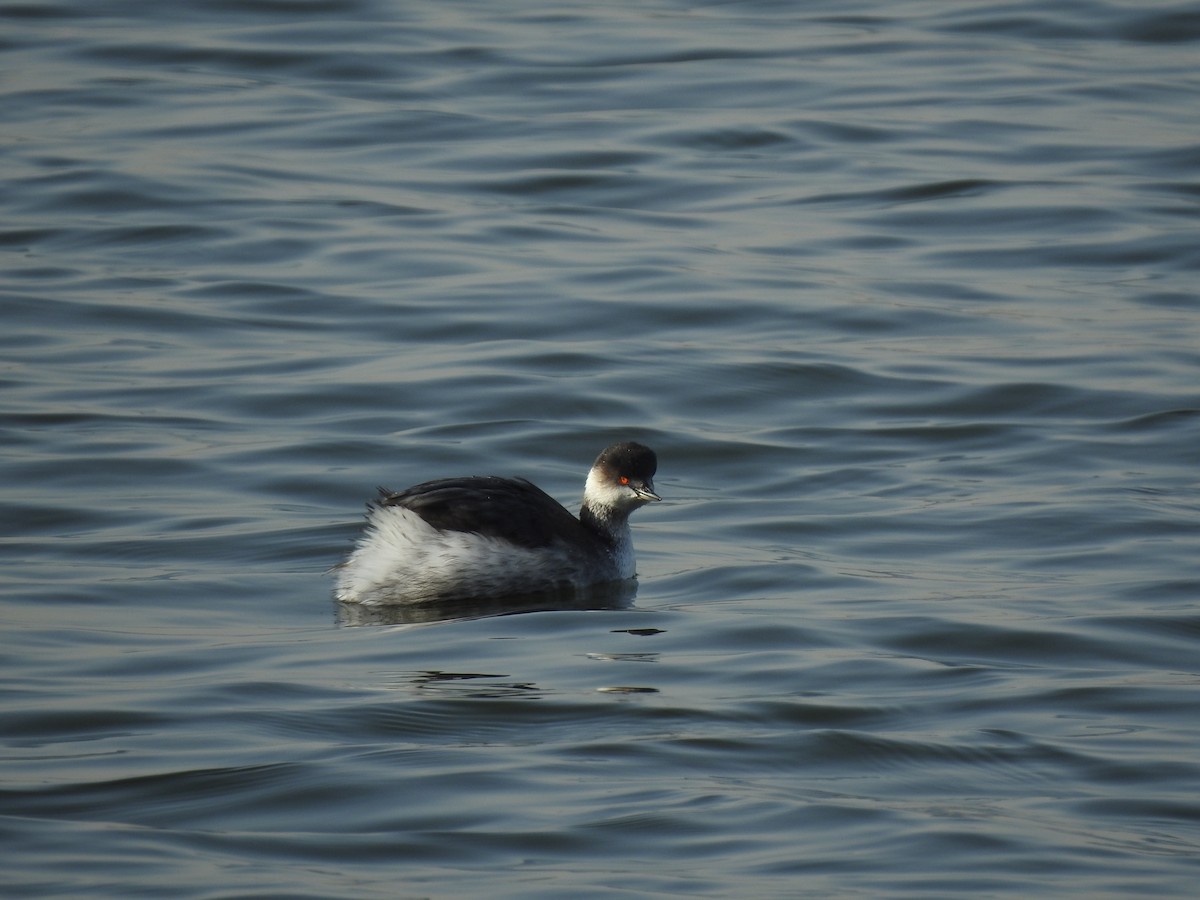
[3,0,1199,896]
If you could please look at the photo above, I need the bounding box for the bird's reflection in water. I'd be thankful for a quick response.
[335,579,638,626]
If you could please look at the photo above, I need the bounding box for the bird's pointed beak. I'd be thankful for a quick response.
[634,480,661,502]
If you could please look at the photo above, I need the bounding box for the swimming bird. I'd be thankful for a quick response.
[334,441,660,605]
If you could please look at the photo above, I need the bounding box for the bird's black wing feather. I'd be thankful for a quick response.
[375,476,590,550]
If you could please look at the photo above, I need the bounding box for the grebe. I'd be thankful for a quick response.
[334,441,660,605]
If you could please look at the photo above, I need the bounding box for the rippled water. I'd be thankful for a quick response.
[3,0,1199,896]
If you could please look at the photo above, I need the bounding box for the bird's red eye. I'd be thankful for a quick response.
[619,476,629,485]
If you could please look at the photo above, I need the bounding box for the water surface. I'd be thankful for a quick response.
[2,0,1199,896]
